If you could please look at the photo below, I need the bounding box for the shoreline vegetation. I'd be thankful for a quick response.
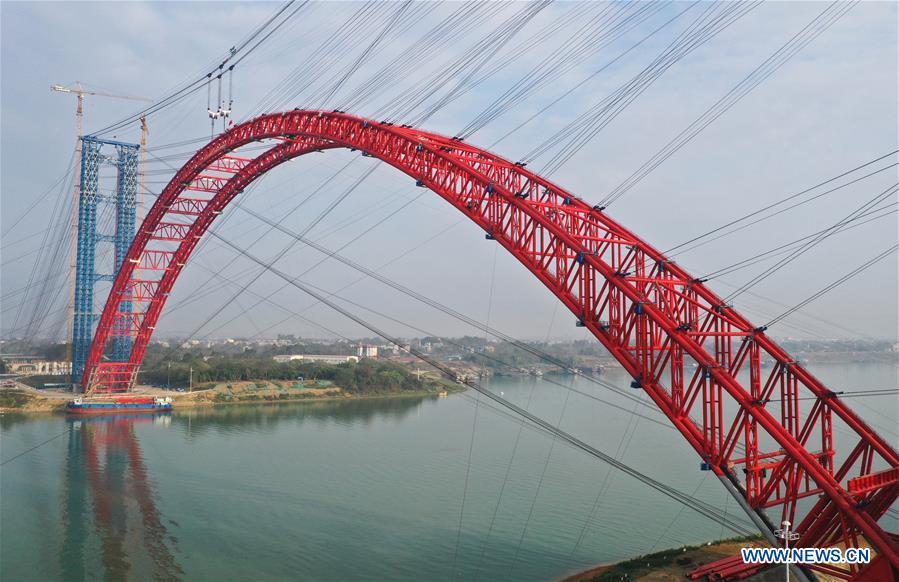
[0,359,461,414]
[0,381,461,414]
[4,337,895,392]
[562,536,766,581]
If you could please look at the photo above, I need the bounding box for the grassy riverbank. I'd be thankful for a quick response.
[562,536,766,581]
[0,375,460,414]
[169,378,458,408]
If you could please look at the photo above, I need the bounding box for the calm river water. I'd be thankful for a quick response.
[2,364,896,581]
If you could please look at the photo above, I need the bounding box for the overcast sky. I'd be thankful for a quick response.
[1,1,897,344]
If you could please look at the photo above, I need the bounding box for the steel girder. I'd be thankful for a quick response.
[83,111,897,579]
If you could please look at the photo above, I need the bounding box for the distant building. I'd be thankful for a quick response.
[379,343,399,355]
[357,344,378,358]
[273,354,359,365]
[2,356,71,376]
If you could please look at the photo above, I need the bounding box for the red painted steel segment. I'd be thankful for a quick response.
[83,111,898,579]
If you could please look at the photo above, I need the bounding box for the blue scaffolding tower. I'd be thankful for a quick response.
[71,136,140,384]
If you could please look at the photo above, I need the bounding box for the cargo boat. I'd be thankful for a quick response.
[66,396,173,415]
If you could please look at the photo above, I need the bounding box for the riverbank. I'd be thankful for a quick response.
[170,379,459,408]
[562,536,767,581]
[0,378,460,415]
[0,387,67,413]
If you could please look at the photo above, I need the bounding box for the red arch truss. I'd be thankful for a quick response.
[85,110,897,579]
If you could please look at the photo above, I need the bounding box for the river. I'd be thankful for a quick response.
[1,363,895,581]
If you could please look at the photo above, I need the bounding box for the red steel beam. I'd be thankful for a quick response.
[82,111,898,578]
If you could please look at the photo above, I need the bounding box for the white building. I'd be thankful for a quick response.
[273,354,359,365]
[4,357,72,376]
[356,344,378,358]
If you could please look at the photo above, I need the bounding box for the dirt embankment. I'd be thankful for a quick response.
[562,536,769,582]
[169,380,344,407]
[0,388,68,413]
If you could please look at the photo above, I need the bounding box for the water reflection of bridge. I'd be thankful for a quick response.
[61,415,182,580]
[56,397,432,579]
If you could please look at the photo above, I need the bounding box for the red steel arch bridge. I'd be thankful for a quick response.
[81,110,898,581]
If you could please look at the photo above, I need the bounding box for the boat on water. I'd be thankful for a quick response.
[66,396,173,415]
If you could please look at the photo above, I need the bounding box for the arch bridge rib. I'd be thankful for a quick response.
[84,111,898,580]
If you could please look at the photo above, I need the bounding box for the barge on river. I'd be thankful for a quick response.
[66,396,173,415]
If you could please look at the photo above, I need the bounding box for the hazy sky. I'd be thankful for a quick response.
[2,1,897,344]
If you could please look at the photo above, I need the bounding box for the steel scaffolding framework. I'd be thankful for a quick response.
[71,136,139,385]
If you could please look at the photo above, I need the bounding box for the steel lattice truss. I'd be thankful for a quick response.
[72,137,139,381]
[83,111,898,580]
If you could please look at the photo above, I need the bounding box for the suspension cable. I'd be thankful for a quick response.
[765,244,898,328]
[725,182,898,301]
[205,230,757,535]
[599,0,859,208]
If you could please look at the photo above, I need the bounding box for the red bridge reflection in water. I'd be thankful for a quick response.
[60,414,182,580]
